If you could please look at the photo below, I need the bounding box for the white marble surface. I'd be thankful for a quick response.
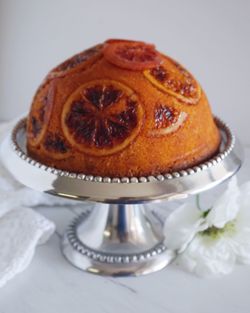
[0,146,248,313]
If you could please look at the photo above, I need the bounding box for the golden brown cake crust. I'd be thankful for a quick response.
[27,39,221,177]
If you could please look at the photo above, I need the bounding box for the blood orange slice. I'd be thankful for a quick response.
[42,132,71,159]
[147,104,188,137]
[47,44,103,79]
[105,39,144,44]
[27,82,55,146]
[144,57,201,104]
[103,41,162,70]
[62,79,144,156]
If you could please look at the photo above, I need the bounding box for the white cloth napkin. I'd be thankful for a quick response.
[0,120,76,288]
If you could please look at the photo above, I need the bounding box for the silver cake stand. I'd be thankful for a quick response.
[1,117,243,276]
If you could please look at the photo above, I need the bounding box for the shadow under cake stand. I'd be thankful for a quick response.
[1,117,243,276]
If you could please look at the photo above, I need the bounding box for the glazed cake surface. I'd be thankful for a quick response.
[27,39,221,177]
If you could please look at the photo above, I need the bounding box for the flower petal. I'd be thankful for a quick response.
[164,203,207,252]
[206,177,240,228]
[228,228,250,264]
[239,181,250,209]
[176,235,236,277]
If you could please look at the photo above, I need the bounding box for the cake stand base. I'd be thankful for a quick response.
[61,203,175,276]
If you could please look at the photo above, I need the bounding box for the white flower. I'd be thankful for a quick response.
[163,203,207,253]
[164,177,250,277]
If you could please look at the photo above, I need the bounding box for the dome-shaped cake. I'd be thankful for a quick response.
[27,39,220,177]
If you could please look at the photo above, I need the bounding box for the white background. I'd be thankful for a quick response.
[1,0,250,144]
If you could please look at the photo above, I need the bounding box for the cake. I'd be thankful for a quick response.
[27,39,221,177]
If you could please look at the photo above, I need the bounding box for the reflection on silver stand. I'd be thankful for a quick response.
[1,117,243,276]
[63,204,173,275]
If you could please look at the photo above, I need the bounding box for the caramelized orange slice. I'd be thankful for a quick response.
[144,57,201,104]
[27,82,55,146]
[147,104,188,137]
[42,132,71,160]
[105,39,144,44]
[103,41,162,70]
[62,80,144,156]
[47,44,103,79]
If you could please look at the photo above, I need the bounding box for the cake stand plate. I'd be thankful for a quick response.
[0,117,243,276]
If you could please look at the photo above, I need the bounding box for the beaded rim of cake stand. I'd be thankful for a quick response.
[66,210,167,264]
[11,117,235,184]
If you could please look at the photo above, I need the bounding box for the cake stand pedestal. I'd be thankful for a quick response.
[1,117,243,276]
